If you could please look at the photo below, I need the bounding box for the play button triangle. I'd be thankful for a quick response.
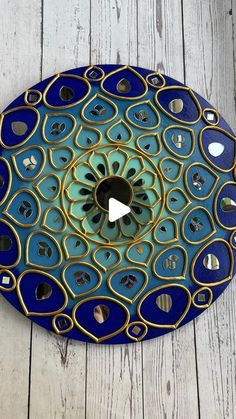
[108,198,131,222]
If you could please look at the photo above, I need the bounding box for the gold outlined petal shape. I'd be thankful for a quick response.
[11,145,46,181]
[202,108,220,126]
[25,231,63,270]
[101,65,148,99]
[75,125,102,149]
[107,267,148,304]
[125,100,160,130]
[162,125,195,159]
[62,262,102,299]
[0,218,21,268]
[159,157,184,183]
[34,174,61,202]
[153,217,179,244]
[17,270,68,317]
[199,126,236,173]
[72,296,130,343]
[146,72,166,89]
[62,233,89,260]
[92,246,122,272]
[42,112,76,144]
[230,230,236,250]
[191,239,234,287]
[48,146,75,170]
[136,133,162,156]
[155,86,202,124]
[41,206,67,234]
[3,189,41,228]
[125,241,154,267]
[81,93,118,124]
[137,284,191,329]
[153,245,188,280]
[214,181,236,230]
[43,73,91,109]
[166,187,191,214]
[0,106,40,149]
[181,206,216,245]
[83,65,105,82]
[125,321,148,342]
[106,119,133,144]
[24,89,42,106]
[184,162,219,200]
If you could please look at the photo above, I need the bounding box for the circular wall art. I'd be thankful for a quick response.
[0,65,235,344]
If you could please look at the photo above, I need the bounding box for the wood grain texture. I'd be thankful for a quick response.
[29,2,90,418]
[86,3,143,419]
[183,1,236,418]
[0,1,41,418]
[138,1,199,418]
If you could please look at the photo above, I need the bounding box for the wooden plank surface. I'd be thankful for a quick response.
[28,2,90,419]
[138,2,199,418]
[0,0,235,418]
[0,1,42,418]
[86,3,143,419]
[183,1,236,418]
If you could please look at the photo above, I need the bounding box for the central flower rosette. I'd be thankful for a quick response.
[62,145,164,244]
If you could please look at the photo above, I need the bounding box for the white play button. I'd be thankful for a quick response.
[108,198,131,222]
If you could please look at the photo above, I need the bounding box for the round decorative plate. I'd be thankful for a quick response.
[0,65,235,344]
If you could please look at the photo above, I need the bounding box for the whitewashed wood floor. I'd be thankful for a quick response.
[0,1,235,418]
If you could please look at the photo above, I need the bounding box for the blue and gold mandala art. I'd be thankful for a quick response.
[0,65,235,343]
